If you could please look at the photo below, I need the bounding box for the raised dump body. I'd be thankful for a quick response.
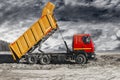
[9,2,58,60]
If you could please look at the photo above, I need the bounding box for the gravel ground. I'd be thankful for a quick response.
[0,52,120,80]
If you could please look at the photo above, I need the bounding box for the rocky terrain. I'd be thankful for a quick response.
[0,1,120,79]
[0,40,9,51]
[0,52,119,80]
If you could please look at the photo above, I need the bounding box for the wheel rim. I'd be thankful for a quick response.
[28,56,37,64]
[76,56,84,63]
[31,57,35,62]
[40,56,50,65]
[75,54,87,64]
[43,58,48,63]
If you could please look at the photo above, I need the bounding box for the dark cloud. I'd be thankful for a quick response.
[0,0,120,51]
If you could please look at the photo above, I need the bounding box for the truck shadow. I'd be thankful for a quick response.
[0,54,76,64]
[0,54,14,63]
[0,54,88,64]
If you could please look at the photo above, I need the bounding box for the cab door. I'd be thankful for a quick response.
[82,36,94,53]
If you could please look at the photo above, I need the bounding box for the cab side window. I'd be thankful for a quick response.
[82,36,90,44]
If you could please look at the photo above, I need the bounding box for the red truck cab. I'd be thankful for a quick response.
[73,34,95,59]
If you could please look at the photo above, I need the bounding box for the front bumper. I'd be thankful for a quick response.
[87,53,96,59]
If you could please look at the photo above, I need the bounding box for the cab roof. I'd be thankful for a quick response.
[74,34,91,37]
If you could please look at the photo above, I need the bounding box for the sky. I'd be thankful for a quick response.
[0,0,120,51]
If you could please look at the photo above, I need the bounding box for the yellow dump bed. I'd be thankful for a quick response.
[9,2,58,60]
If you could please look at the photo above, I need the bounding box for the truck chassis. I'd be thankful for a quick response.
[25,52,88,65]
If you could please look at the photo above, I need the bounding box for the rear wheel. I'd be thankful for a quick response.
[39,55,51,65]
[27,55,37,64]
[75,54,87,64]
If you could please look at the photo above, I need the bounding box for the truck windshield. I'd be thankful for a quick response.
[82,36,91,44]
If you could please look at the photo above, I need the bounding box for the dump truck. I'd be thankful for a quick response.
[9,2,95,64]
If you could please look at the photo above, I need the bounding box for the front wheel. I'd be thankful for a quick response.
[75,54,87,64]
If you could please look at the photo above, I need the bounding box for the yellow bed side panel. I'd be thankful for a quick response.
[10,42,22,59]
[10,21,45,60]
[31,22,43,42]
[39,16,52,35]
[47,14,57,29]
[42,2,55,16]
[17,36,28,54]
[9,2,58,60]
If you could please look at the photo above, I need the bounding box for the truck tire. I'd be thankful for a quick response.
[75,54,87,64]
[40,55,50,65]
[27,56,37,64]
